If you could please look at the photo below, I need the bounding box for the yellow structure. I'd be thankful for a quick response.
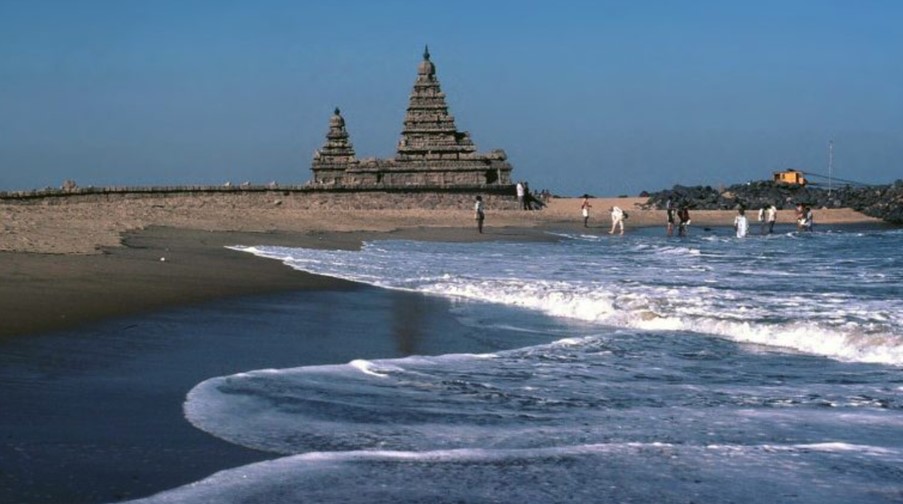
[773,169,807,186]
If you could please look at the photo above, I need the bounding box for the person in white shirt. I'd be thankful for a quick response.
[609,206,625,235]
[765,204,777,234]
[734,208,749,238]
[515,182,525,210]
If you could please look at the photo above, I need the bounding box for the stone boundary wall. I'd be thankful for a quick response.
[0,184,521,211]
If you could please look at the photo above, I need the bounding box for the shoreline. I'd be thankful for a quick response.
[0,223,562,504]
[0,195,884,255]
[0,225,559,340]
[0,195,890,340]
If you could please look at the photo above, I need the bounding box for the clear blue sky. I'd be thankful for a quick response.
[1,0,901,196]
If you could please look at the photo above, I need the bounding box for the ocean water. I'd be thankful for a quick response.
[127,226,903,503]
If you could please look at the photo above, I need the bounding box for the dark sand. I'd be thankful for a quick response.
[0,225,555,504]
[0,225,552,340]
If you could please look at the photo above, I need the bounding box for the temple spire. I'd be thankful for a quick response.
[310,107,356,185]
[398,46,475,161]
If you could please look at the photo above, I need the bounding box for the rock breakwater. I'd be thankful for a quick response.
[644,180,903,224]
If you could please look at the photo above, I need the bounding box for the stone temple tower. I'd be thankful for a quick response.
[310,107,357,186]
[310,47,513,187]
[395,46,478,164]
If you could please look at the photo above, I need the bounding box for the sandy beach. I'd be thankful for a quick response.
[0,193,888,503]
[0,194,882,339]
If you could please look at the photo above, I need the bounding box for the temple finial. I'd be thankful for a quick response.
[334,106,341,115]
[423,45,430,61]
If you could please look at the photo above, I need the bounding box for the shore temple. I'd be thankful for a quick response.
[310,47,514,188]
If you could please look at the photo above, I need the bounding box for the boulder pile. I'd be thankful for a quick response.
[644,180,903,224]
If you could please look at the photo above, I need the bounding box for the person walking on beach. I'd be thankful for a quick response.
[516,182,526,210]
[764,204,777,234]
[609,206,625,235]
[666,197,675,236]
[580,195,592,227]
[734,208,749,238]
[757,206,766,234]
[677,205,691,237]
[474,196,485,234]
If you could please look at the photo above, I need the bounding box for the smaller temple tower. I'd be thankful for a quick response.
[310,107,357,185]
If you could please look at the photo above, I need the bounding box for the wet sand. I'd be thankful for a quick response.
[1,272,545,503]
[0,225,558,340]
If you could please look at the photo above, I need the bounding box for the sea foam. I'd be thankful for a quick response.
[228,229,903,365]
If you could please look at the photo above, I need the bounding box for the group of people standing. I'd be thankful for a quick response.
[735,202,815,237]
[475,194,814,237]
[665,198,692,237]
[515,181,548,211]
[734,204,777,238]
[736,203,815,237]
[583,195,814,239]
